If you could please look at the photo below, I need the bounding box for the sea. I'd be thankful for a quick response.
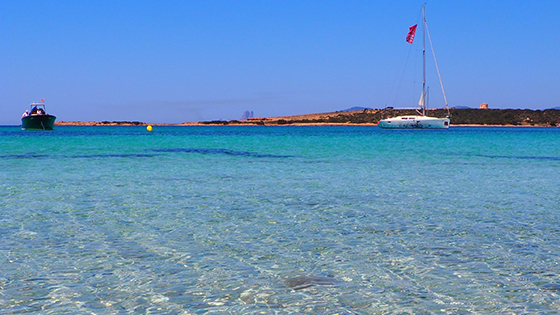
[1,125,559,314]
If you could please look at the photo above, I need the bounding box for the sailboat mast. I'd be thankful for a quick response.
[422,4,426,116]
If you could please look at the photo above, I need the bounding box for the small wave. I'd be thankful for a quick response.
[473,154,560,161]
[152,148,295,158]
[444,152,560,161]
[0,153,157,160]
[71,153,157,158]
[0,154,49,159]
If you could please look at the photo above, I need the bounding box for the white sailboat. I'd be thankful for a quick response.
[378,5,450,129]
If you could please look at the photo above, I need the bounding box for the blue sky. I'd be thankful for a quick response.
[1,0,559,124]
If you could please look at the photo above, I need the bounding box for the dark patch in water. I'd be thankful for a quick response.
[24,277,51,282]
[152,148,295,158]
[71,153,157,159]
[285,275,338,290]
[4,148,294,160]
[0,154,49,159]
[474,154,560,161]
[446,152,560,161]
[1,153,157,160]
[542,283,560,292]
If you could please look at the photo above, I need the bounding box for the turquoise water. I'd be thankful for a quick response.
[1,126,559,314]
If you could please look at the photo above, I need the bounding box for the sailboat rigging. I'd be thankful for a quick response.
[378,5,450,129]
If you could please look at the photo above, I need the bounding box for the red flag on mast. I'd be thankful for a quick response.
[406,24,417,44]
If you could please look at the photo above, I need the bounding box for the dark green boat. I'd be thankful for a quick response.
[21,101,56,130]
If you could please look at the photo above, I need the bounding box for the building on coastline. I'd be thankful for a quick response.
[480,103,489,109]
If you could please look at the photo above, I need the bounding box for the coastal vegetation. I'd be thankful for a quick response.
[447,108,560,126]
[199,108,560,127]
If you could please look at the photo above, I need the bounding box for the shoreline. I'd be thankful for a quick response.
[52,108,560,127]
[52,121,556,127]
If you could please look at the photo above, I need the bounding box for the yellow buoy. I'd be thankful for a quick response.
[147,125,153,132]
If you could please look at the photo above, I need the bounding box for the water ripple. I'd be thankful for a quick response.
[71,153,157,159]
[151,148,296,158]
[444,152,560,161]
[473,154,560,161]
[0,154,49,159]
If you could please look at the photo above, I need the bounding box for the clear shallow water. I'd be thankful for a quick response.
[1,126,559,314]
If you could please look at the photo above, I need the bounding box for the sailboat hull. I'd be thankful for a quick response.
[378,115,449,129]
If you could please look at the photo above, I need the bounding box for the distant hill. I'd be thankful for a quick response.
[341,106,372,111]
[548,107,560,110]
[452,106,472,109]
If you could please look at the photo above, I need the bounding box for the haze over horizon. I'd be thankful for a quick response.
[1,0,559,125]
